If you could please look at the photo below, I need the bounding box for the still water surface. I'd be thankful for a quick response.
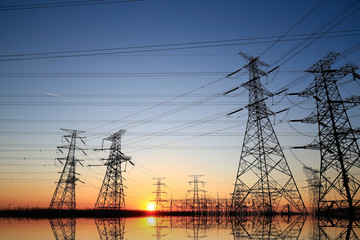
[0,215,359,239]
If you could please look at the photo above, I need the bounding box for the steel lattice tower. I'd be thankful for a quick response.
[95,129,133,210]
[152,177,167,211]
[49,128,86,210]
[295,52,360,214]
[188,175,205,214]
[303,166,320,213]
[231,52,306,214]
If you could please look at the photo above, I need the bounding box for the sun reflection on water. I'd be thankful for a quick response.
[146,217,156,226]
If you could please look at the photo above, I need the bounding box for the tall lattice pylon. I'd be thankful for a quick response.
[152,177,167,211]
[231,52,306,214]
[49,128,86,210]
[95,129,133,210]
[303,166,320,213]
[294,52,360,214]
[188,175,206,214]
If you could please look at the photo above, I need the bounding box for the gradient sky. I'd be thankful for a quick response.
[0,0,360,210]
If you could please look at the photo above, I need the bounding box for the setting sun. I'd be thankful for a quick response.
[147,203,156,211]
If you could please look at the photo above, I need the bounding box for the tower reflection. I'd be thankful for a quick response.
[151,217,168,240]
[49,218,76,240]
[95,218,126,240]
[317,218,360,240]
[167,216,229,240]
[231,215,306,239]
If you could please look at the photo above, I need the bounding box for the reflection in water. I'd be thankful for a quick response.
[152,218,168,240]
[185,217,208,239]
[168,216,230,240]
[95,218,126,240]
[49,218,76,240]
[318,218,360,240]
[231,215,306,240]
[148,216,307,240]
[5,214,358,239]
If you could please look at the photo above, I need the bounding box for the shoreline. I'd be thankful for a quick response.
[0,208,210,219]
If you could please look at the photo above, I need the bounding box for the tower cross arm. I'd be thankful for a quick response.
[323,64,358,80]
[290,110,317,124]
[343,95,360,109]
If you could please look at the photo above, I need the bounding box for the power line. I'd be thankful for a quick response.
[0,178,53,181]
[0,52,331,59]
[0,130,316,138]
[85,76,229,134]
[230,0,360,98]
[0,72,229,78]
[0,90,298,98]
[0,70,305,78]
[0,145,301,151]
[270,1,360,69]
[0,30,359,61]
[259,0,326,56]
[2,30,355,58]
[0,100,305,107]
[0,101,242,106]
[0,157,99,161]
[0,172,54,174]
[0,0,142,11]
[0,119,243,124]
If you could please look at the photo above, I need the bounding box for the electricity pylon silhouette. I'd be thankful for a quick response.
[152,177,167,211]
[230,52,306,214]
[188,175,206,214]
[49,129,86,210]
[303,166,320,213]
[95,129,134,210]
[293,52,360,214]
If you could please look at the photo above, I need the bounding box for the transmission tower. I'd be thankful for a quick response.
[303,166,320,213]
[230,52,306,214]
[152,177,167,211]
[188,175,206,214]
[49,129,86,210]
[293,52,360,214]
[95,129,134,210]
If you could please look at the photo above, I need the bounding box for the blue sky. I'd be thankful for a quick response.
[0,0,360,209]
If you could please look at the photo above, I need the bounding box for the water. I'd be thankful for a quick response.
[1,216,359,239]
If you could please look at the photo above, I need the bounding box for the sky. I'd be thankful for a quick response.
[0,0,360,210]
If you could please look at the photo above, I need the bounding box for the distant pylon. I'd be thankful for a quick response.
[49,128,86,210]
[95,129,134,210]
[293,52,360,214]
[188,175,206,214]
[152,177,167,211]
[230,52,306,214]
[303,166,320,213]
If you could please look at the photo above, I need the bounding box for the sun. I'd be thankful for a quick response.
[147,202,156,211]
